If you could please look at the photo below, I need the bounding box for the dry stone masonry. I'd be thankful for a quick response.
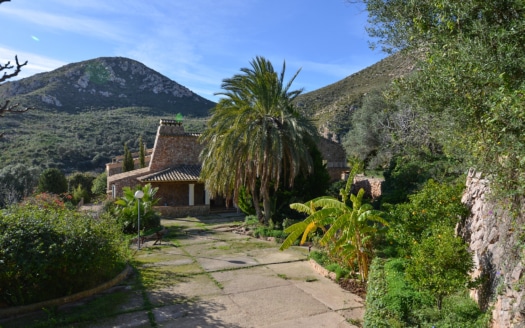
[459,169,525,327]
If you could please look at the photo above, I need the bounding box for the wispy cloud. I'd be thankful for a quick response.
[0,47,66,79]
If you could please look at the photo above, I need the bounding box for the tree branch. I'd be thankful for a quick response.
[0,100,32,116]
[0,55,28,83]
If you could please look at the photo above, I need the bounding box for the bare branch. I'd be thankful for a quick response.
[0,55,28,83]
[0,0,11,4]
[0,100,32,116]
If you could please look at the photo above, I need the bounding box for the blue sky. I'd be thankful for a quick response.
[0,0,387,102]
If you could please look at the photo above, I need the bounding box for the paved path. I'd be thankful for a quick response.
[3,214,365,327]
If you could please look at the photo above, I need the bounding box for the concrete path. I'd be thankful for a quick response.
[116,214,366,328]
[2,213,365,328]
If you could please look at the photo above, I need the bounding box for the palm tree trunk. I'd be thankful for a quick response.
[252,187,263,222]
[262,189,271,225]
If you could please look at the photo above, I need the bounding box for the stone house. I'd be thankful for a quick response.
[106,119,348,217]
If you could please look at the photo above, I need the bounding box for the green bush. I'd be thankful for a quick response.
[37,168,68,194]
[364,257,488,327]
[0,197,130,306]
[385,179,468,256]
[114,184,160,234]
[406,224,474,310]
[91,172,107,196]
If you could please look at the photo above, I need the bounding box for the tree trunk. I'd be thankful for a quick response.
[262,189,271,225]
[252,188,263,222]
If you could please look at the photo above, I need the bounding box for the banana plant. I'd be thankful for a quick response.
[280,187,387,281]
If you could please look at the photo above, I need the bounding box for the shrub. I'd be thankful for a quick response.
[114,184,160,234]
[37,168,68,194]
[385,178,468,256]
[0,200,130,306]
[364,258,433,327]
[91,172,107,196]
[406,224,474,310]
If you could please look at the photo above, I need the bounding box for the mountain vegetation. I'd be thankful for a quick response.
[0,53,411,174]
[0,57,214,173]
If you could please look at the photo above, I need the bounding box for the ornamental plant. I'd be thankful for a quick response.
[114,183,160,234]
[280,165,388,281]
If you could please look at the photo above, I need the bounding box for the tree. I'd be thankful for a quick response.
[199,56,318,223]
[68,172,95,204]
[139,135,146,168]
[0,164,40,207]
[37,168,67,194]
[122,144,134,172]
[91,172,107,196]
[406,225,474,310]
[360,0,525,198]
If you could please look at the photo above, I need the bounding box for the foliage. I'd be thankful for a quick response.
[91,171,107,196]
[122,144,134,172]
[72,184,90,204]
[244,214,259,226]
[0,199,130,306]
[385,179,469,255]
[252,226,288,240]
[199,56,318,223]
[0,163,40,207]
[114,183,160,234]
[139,135,146,168]
[342,89,394,169]
[406,224,474,310]
[363,0,525,200]
[37,167,68,194]
[364,257,488,327]
[68,171,95,204]
[281,183,388,281]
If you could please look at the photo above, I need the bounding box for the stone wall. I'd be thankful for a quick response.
[148,122,202,171]
[458,169,525,327]
[106,167,150,198]
[352,174,383,199]
[154,205,209,218]
[317,137,348,182]
[152,182,206,206]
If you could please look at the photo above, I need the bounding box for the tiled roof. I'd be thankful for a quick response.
[139,165,201,182]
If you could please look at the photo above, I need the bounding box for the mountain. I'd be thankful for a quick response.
[0,57,215,173]
[0,57,215,116]
[295,52,416,142]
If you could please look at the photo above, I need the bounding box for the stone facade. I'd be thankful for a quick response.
[316,137,348,182]
[458,169,525,327]
[107,119,209,217]
[352,174,383,199]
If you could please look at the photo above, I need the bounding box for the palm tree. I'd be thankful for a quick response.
[199,56,318,223]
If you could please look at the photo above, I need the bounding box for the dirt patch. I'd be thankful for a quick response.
[339,278,367,299]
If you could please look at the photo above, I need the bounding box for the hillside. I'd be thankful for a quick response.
[295,52,415,141]
[0,57,215,172]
